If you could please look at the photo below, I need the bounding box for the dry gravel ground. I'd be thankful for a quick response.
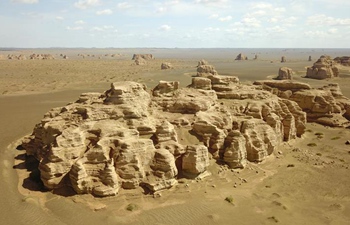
[1,48,350,225]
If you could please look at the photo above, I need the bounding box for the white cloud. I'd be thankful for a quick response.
[11,0,38,4]
[90,25,114,32]
[74,0,100,10]
[204,27,221,32]
[159,24,171,31]
[307,14,350,26]
[117,2,133,9]
[75,20,85,25]
[195,0,228,7]
[219,16,232,22]
[328,28,338,34]
[266,26,286,34]
[242,17,261,27]
[96,9,113,15]
[66,26,84,31]
[55,16,64,20]
[209,14,219,19]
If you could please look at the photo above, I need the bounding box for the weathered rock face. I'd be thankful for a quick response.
[132,54,154,60]
[197,64,218,77]
[235,53,247,60]
[161,62,173,70]
[197,59,209,67]
[334,56,350,66]
[255,80,350,127]
[23,70,310,197]
[134,58,147,65]
[306,55,339,79]
[277,67,293,80]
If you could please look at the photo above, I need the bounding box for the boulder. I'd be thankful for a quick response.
[277,67,293,80]
[334,56,350,66]
[182,145,210,178]
[235,53,247,60]
[134,58,147,65]
[161,62,173,70]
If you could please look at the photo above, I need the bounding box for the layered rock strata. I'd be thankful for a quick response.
[254,80,350,127]
[23,67,309,197]
[306,55,339,79]
[277,67,293,80]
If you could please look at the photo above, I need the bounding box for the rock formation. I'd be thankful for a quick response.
[334,56,350,66]
[22,65,310,197]
[132,54,154,60]
[196,61,218,77]
[134,58,147,65]
[161,62,173,70]
[254,80,350,127]
[277,67,293,80]
[254,54,258,60]
[197,59,209,67]
[308,56,312,61]
[7,54,27,60]
[29,54,55,60]
[235,53,248,60]
[281,56,286,63]
[306,55,339,79]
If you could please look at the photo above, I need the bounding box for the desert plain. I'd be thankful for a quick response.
[1,48,350,225]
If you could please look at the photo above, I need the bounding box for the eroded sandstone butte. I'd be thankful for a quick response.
[22,68,309,197]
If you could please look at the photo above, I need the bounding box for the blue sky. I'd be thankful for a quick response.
[1,0,350,48]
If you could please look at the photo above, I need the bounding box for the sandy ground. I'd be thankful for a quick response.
[1,48,350,225]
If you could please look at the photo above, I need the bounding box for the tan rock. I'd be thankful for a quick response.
[161,62,173,70]
[132,54,154,60]
[306,55,339,79]
[182,145,210,178]
[277,67,293,80]
[235,53,248,60]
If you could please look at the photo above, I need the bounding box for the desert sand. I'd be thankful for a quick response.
[1,48,350,225]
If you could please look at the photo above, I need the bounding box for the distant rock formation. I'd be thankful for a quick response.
[334,56,350,66]
[254,80,350,127]
[306,55,339,79]
[277,67,293,80]
[197,59,209,67]
[22,71,308,197]
[161,62,173,70]
[29,54,55,60]
[196,61,218,77]
[134,58,147,65]
[63,55,68,59]
[254,54,258,60]
[7,54,27,60]
[308,56,312,61]
[132,54,154,60]
[235,53,248,60]
[281,56,286,63]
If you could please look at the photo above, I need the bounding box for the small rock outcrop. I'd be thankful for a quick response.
[334,56,350,66]
[235,53,248,60]
[161,62,173,70]
[134,58,147,65]
[277,67,293,80]
[281,56,286,63]
[306,55,339,79]
[132,54,154,60]
[196,62,218,77]
[308,56,312,61]
[29,54,55,60]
